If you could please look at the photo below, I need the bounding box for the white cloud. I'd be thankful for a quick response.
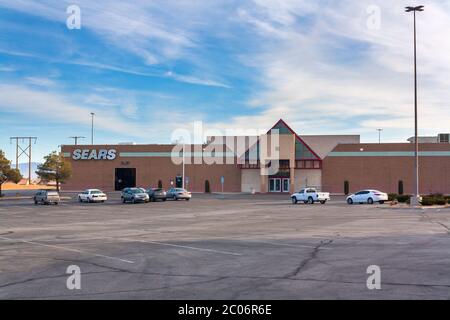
[217,0,450,140]
[2,0,450,142]
[25,77,56,87]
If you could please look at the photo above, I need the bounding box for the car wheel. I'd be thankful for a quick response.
[186,198,190,201]
[78,196,82,203]
[163,198,167,202]
[308,197,314,204]
[151,197,156,202]
[291,197,298,204]
[379,200,385,204]
[368,198,374,205]
[320,200,326,204]
[55,202,59,205]
[174,196,178,201]
[347,198,353,205]
[122,197,126,203]
[34,200,38,205]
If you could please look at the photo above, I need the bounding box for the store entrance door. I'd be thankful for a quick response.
[282,178,290,193]
[269,178,282,192]
[115,168,136,191]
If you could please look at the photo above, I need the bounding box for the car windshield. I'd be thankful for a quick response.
[130,188,143,194]
[154,188,162,192]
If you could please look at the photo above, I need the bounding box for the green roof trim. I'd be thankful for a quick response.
[119,152,236,158]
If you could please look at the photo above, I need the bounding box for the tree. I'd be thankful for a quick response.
[36,151,72,192]
[0,150,22,197]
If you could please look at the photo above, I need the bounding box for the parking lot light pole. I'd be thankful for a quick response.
[405,5,424,206]
[90,112,95,145]
[182,143,185,189]
[376,129,383,144]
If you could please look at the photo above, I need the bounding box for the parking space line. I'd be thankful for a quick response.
[0,236,134,264]
[114,237,242,256]
[206,236,332,250]
[246,240,332,250]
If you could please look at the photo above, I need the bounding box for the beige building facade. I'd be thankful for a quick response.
[61,119,450,195]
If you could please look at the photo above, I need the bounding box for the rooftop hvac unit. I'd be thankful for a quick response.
[438,134,450,143]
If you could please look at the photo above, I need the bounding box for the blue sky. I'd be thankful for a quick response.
[1,0,450,163]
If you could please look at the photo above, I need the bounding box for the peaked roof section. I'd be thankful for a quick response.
[268,119,322,160]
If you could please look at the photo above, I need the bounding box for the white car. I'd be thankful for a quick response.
[78,189,108,203]
[291,188,331,204]
[346,190,388,205]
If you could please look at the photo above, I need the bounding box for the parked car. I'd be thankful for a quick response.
[146,188,167,202]
[121,187,150,203]
[346,190,388,205]
[78,189,107,203]
[291,188,330,204]
[34,190,60,205]
[166,188,192,201]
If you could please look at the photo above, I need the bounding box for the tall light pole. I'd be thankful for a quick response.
[90,112,95,145]
[376,129,383,144]
[405,5,424,206]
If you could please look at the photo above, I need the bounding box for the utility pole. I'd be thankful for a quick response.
[69,136,85,145]
[90,112,95,145]
[10,137,37,184]
[405,5,424,206]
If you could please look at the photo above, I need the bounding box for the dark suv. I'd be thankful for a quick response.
[146,188,167,202]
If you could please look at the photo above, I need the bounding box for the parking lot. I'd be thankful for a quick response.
[1,193,450,299]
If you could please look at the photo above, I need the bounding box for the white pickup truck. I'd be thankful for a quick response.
[291,188,330,204]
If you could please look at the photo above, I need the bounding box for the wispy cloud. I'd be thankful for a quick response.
[25,77,56,87]
[165,71,231,89]
[216,0,450,139]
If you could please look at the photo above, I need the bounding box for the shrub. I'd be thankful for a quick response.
[388,193,398,201]
[421,196,434,206]
[434,197,447,206]
[396,195,411,203]
[420,194,448,206]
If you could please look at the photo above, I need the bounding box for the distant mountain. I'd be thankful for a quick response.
[16,162,41,180]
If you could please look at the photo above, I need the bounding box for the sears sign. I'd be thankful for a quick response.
[72,149,117,161]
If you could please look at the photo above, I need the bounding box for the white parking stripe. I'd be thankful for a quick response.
[114,237,242,256]
[212,236,332,250]
[0,236,134,264]
[246,240,332,250]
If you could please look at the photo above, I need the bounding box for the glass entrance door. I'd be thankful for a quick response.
[282,178,290,193]
[269,178,282,192]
